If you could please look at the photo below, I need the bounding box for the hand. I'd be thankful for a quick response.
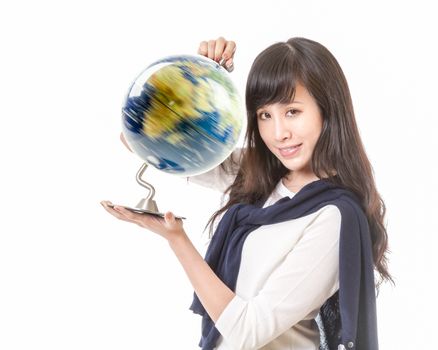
[100,200,186,243]
[198,36,236,72]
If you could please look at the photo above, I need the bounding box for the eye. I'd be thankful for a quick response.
[286,109,300,117]
[258,112,270,120]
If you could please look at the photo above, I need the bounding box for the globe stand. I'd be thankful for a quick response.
[134,162,159,213]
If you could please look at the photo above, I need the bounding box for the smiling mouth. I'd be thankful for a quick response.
[278,143,302,157]
[279,143,302,150]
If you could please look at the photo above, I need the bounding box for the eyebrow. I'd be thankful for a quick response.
[257,101,304,112]
[276,100,304,106]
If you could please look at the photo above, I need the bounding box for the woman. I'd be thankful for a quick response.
[102,37,393,350]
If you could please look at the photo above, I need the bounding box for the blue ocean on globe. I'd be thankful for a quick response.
[121,54,244,177]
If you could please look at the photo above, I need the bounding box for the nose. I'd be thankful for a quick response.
[273,116,292,142]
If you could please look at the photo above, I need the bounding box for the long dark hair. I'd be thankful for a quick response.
[205,37,394,290]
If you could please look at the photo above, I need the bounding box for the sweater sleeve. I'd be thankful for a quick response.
[185,148,242,192]
[214,205,342,350]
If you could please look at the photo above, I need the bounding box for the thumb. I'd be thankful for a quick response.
[164,211,175,224]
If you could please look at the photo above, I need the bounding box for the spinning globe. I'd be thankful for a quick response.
[121,54,244,177]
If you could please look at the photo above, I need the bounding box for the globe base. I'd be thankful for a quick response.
[135,197,159,213]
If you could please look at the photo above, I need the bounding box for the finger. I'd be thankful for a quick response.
[164,211,175,225]
[207,40,216,60]
[113,206,140,221]
[101,200,116,212]
[115,207,151,227]
[198,41,208,56]
[214,37,226,62]
[222,40,236,60]
[101,201,139,224]
[100,201,125,217]
[225,58,234,72]
[102,204,135,222]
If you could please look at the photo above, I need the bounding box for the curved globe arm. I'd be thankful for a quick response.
[134,163,159,213]
[136,163,156,200]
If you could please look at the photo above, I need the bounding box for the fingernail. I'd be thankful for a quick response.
[222,53,229,60]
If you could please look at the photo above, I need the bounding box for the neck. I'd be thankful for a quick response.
[282,172,320,193]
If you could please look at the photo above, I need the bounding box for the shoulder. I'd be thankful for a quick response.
[308,205,342,229]
[317,199,367,257]
[315,198,365,226]
[300,205,343,243]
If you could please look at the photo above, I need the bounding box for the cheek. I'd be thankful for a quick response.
[257,122,269,143]
[305,130,323,157]
[311,123,323,143]
[300,117,322,142]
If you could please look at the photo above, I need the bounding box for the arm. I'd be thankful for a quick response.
[214,206,342,350]
[168,232,235,322]
[100,204,237,324]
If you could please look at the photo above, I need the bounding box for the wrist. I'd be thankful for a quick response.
[168,229,189,248]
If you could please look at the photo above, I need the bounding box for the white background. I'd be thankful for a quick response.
[1,0,436,349]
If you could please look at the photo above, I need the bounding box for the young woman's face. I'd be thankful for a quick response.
[256,83,323,175]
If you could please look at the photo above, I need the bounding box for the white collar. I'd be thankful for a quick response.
[276,178,296,198]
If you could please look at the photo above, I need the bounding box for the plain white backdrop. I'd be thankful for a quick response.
[1,0,436,349]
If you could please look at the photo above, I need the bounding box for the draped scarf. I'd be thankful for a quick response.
[189,178,378,350]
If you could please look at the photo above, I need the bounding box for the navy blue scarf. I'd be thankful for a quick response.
[189,178,378,350]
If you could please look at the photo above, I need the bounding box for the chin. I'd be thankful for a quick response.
[283,159,311,173]
[281,162,302,172]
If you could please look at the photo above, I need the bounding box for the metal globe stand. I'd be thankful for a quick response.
[134,162,159,214]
